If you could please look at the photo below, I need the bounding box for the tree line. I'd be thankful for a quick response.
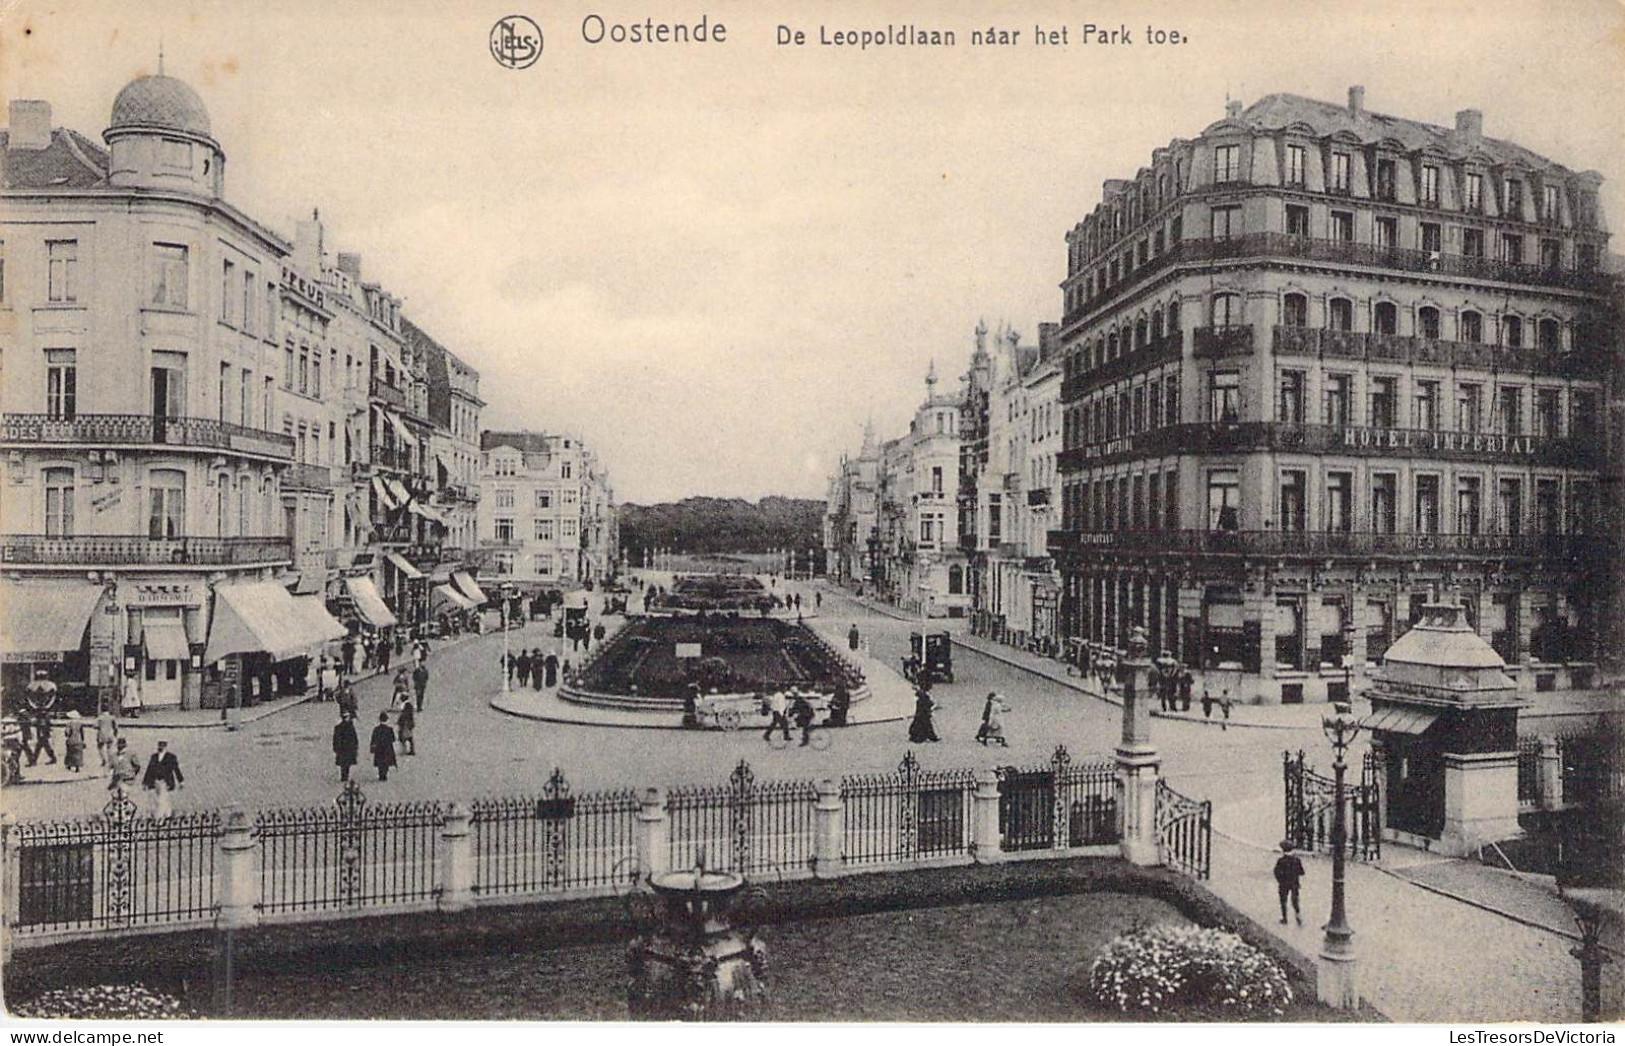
[618,496,824,555]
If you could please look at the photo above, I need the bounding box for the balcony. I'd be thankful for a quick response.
[282,462,335,491]
[1027,487,1051,507]
[2,413,294,459]
[1268,328,1607,379]
[370,377,407,410]
[1045,528,1612,562]
[1,534,293,567]
[1193,325,1255,359]
[1061,332,1182,402]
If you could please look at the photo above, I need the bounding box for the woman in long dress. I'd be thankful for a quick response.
[907,685,939,743]
[976,692,1010,747]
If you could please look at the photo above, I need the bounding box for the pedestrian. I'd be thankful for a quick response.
[63,711,86,773]
[976,691,1010,747]
[140,740,184,819]
[815,591,822,611]
[31,709,57,766]
[370,712,398,781]
[827,682,851,728]
[96,704,118,768]
[532,651,546,691]
[1274,842,1306,925]
[516,649,533,687]
[108,738,140,793]
[1179,670,1194,712]
[593,622,606,647]
[341,635,357,676]
[1201,689,1214,719]
[789,691,816,746]
[17,712,35,767]
[1220,692,1233,729]
[907,684,940,743]
[396,701,416,756]
[360,634,374,671]
[412,662,429,712]
[378,635,392,672]
[762,690,791,743]
[544,652,559,688]
[337,680,358,719]
[333,712,359,782]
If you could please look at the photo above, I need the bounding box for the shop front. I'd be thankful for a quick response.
[0,581,104,714]
[202,580,346,710]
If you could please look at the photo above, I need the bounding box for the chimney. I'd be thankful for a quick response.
[337,252,362,281]
[1348,85,1365,115]
[7,100,52,151]
[294,210,325,275]
[1455,109,1483,142]
[1225,99,1242,119]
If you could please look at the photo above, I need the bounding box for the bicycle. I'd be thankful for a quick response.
[767,723,831,751]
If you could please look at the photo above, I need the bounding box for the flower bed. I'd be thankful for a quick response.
[1087,923,1294,1017]
[11,984,198,1021]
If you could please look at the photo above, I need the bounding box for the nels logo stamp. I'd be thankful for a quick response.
[490,15,543,70]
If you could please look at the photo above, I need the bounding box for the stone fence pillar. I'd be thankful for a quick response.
[972,769,1003,862]
[1,813,16,964]
[1538,736,1563,810]
[440,802,474,912]
[813,778,843,878]
[216,806,260,930]
[1117,625,1162,866]
[636,787,670,879]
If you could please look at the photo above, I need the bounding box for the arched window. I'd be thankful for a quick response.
[947,564,964,595]
[1501,315,1523,349]
[1327,298,1354,332]
[1211,292,1242,327]
[1282,293,1308,328]
[1167,300,1181,331]
[149,469,187,540]
[1538,318,1561,352]
[1374,301,1398,335]
[1107,333,1119,360]
[1418,306,1441,340]
[1460,310,1483,343]
[1135,319,1148,350]
[1150,308,1165,342]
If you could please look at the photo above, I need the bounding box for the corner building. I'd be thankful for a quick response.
[1049,88,1618,704]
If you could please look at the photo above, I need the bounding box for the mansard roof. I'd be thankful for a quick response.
[0,128,109,189]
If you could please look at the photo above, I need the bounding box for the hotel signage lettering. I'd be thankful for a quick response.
[1340,427,1536,459]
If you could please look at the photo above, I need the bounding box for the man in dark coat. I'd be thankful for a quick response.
[412,662,429,712]
[140,740,184,819]
[31,710,57,766]
[341,636,357,676]
[1274,842,1306,925]
[543,652,559,688]
[332,713,359,782]
[516,650,532,687]
[847,625,860,652]
[370,712,398,781]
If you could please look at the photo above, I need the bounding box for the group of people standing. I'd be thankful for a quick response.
[503,648,562,690]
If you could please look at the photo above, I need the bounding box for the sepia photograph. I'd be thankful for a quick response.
[0,0,1622,1036]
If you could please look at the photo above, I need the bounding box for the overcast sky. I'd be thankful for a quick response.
[4,0,1623,503]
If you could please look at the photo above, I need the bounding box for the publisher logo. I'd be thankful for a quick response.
[490,15,543,69]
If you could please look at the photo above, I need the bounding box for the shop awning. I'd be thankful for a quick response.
[409,502,447,525]
[1364,706,1440,735]
[384,552,423,579]
[143,620,192,663]
[0,581,102,661]
[372,475,399,510]
[433,584,475,611]
[286,570,325,596]
[451,570,488,606]
[383,409,415,445]
[385,477,412,507]
[344,576,398,628]
[205,581,309,663]
[291,596,347,646]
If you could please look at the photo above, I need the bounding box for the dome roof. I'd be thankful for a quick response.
[108,75,212,138]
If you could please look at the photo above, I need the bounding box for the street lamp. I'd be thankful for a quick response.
[500,583,516,694]
[1318,702,1364,1008]
[1570,899,1612,1023]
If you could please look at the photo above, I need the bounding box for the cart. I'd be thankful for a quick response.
[696,690,830,732]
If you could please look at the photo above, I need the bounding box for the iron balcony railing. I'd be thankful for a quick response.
[369,377,407,410]
[1,413,295,459]
[1193,325,1255,358]
[1060,332,1183,402]
[1271,327,1609,379]
[1,534,293,566]
[1047,528,1611,561]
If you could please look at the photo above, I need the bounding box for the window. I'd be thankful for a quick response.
[148,469,186,539]
[1535,388,1559,438]
[1369,376,1397,428]
[298,347,309,394]
[1327,472,1353,534]
[534,489,552,509]
[1536,479,1560,535]
[1571,391,1598,440]
[1375,216,1398,248]
[1459,310,1483,343]
[1498,386,1523,435]
[1457,384,1482,433]
[1497,478,1522,536]
[1165,471,1179,529]
[1540,239,1561,271]
[1132,386,1146,433]
[216,475,230,537]
[1327,298,1353,331]
[1285,145,1305,186]
[1209,371,1240,423]
[1278,370,1305,423]
[1420,222,1442,255]
[238,369,250,427]
[1324,374,1352,426]
[561,462,573,479]
[495,518,514,542]
[1414,475,1440,534]
[1282,293,1307,327]
[1329,211,1354,243]
[1210,206,1240,240]
[1465,172,1483,211]
[1462,228,1485,259]
[1214,145,1239,182]
[45,349,76,419]
[534,518,554,542]
[221,259,236,324]
[1421,165,1439,204]
[1375,159,1397,201]
[43,468,75,537]
[1372,474,1398,534]
[1285,204,1309,238]
[931,465,943,493]
[284,340,295,388]
[1331,153,1350,192]
[149,244,189,309]
[312,353,321,398]
[1210,292,1241,326]
[47,241,78,303]
[1279,470,1307,532]
[1578,243,1598,271]
[241,270,255,334]
[1499,234,1523,265]
[1569,481,1596,535]
[1207,469,1240,531]
[495,488,515,509]
[556,517,575,542]
[1456,476,1482,535]
[562,489,579,505]
[1504,178,1523,220]
[1418,306,1440,340]
[1374,301,1397,335]
[1413,380,1440,430]
[218,363,230,422]
[1542,184,1561,222]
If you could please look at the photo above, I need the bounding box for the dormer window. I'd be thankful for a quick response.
[1420,165,1439,205]
[1375,159,1397,201]
[1464,172,1483,212]
[1542,184,1561,222]
[1214,144,1240,183]
[1504,178,1524,220]
[1330,153,1350,193]
[1284,145,1305,186]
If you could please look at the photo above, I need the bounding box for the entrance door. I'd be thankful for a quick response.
[143,656,183,707]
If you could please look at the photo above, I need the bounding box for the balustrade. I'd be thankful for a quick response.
[1,534,293,566]
[1,413,294,458]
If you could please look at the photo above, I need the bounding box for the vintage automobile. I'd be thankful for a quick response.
[902,632,954,685]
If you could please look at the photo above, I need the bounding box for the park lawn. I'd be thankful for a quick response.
[222,891,1350,1022]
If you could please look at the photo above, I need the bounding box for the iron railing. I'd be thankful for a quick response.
[369,377,407,410]
[470,770,640,895]
[1271,326,1608,379]
[1281,750,1381,861]
[1,413,294,457]
[1518,738,1542,805]
[1048,527,1611,562]
[1,534,294,566]
[840,752,977,866]
[1155,779,1213,880]
[666,761,818,877]
[996,746,1118,852]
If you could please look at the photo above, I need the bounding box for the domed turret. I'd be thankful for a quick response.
[103,70,224,196]
[109,75,213,140]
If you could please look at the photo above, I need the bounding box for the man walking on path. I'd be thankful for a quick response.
[762,690,791,744]
[108,738,140,793]
[848,624,860,652]
[31,709,57,766]
[412,662,429,712]
[341,635,357,676]
[141,740,184,819]
[333,712,359,782]
[370,712,398,782]
[1273,842,1306,925]
[96,705,118,768]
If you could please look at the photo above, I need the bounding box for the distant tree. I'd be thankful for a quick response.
[619,497,824,557]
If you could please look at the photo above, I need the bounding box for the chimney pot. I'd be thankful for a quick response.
[8,100,52,151]
[1348,85,1365,115]
[1455,109,1483,140]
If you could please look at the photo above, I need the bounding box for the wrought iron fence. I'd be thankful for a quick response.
[1517,738,1542,805]
[996,746,1118,852]
[666,761,818,876]
[254,783,443,914]
[12,792,220,935]
[470,770,640,896]
[1155,779,1212,880]
[1281,749,1381,860]
[841,752,976,866]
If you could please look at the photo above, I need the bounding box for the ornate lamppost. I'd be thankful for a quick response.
[1570,899,1611,1023]
[1318,701,1364,1008]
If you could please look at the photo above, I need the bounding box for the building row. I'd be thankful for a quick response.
[828,87,1624,704]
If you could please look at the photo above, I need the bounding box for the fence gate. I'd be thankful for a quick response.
[1282,750,1381,860]
[1155,779,1212,879]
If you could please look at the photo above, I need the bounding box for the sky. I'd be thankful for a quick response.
[3,0,1624,503]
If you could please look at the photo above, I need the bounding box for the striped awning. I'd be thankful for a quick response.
[384,552,423,579]
[1364,706,1440,735]
[385,477,412,507]
[205,581,308,662]
[433,584,475,611]
[343,576,398,628]
[451,570,488,606]
[372,475,398,509]
[0,581,101,660]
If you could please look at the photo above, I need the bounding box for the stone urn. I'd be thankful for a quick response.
[626,864,767,1020]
